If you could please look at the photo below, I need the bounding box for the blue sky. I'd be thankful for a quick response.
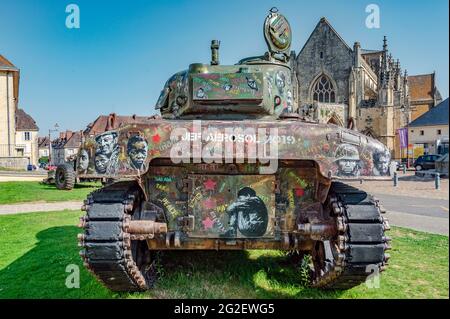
[0,0,448,135]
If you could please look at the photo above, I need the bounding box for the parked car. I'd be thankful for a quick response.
[413,154,441,171]
[393,160,406,171]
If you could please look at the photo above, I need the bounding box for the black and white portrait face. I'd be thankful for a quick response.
[335,144,360,176]
[373,150,391,175]
[127,135,148,170]
[196,88,205,99]
[275,71,286,92]
[95,132,118,156]
[94,153,109,174]
[77,149,89,171]
[338,159,358,175]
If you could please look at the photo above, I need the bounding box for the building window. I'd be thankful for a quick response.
[312,75,335,103]
[320,51,323,59]
[24,132,31,141]
[420,130,424,136]
[16,148,24,156]
[437,129,442,135]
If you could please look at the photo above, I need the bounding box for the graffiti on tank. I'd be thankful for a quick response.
[155,183,169,193]
[154,176,174,183]
[78,120,394,180]
[160,198,182,219]
[222,187,269,238]
[94,131,119,175]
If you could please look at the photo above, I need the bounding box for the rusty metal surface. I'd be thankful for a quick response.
[125,219,168,236]
[147,237,314,251]
[76,120,394,180]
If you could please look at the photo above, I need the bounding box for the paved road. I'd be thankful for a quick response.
[0,170,47,177]
[0,170,47,182]
[375,193,449,236]
[0,201,81,215]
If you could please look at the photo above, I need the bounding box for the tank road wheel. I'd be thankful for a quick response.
[309,182,391,289]
[78,182,160,291]
[55,164,76,190]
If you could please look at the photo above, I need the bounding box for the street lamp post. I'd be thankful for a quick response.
[48,123,59,166]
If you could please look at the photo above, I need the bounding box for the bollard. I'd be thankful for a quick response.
[402,165,406,174]
[393,172,398,187]
[435,173,441,190]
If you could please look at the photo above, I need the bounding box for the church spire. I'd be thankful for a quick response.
[380,36,389,87]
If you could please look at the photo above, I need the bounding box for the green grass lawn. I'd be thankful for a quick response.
[0,182,100,205]
[0,210,448,299]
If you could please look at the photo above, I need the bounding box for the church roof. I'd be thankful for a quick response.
[298,17,353,56]
[408,73,436,102]
[409,98,449,127]
[15,108,39,131]
[361,49,382,54]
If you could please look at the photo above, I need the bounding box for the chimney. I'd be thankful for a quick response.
[353,42,361,68]
[66,130,73,140]
[105,113,117,131]
[59,132,65,139]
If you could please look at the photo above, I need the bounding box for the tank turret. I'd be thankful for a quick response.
[155,8,296,120]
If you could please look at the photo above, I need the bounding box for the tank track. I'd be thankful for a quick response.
[77,182,150,292]
[311,181,391,289]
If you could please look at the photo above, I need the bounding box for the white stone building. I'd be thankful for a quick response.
[409,98,449,157]
[0,54,39,168]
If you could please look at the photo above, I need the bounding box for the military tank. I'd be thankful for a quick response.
[77,8,392,291]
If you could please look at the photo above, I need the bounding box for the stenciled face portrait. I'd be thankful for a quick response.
[94,153,109,174]
[275,71,286,91]
[95,132,118,156]
[77,149,89,171]
[334,143,360,177]
[222,187,269,238]
[127,135,148,170]
[338,159,358,175]
[373,150,391,175]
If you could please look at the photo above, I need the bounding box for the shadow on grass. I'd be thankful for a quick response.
[0,226,113,299]
[0,226,343,299]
